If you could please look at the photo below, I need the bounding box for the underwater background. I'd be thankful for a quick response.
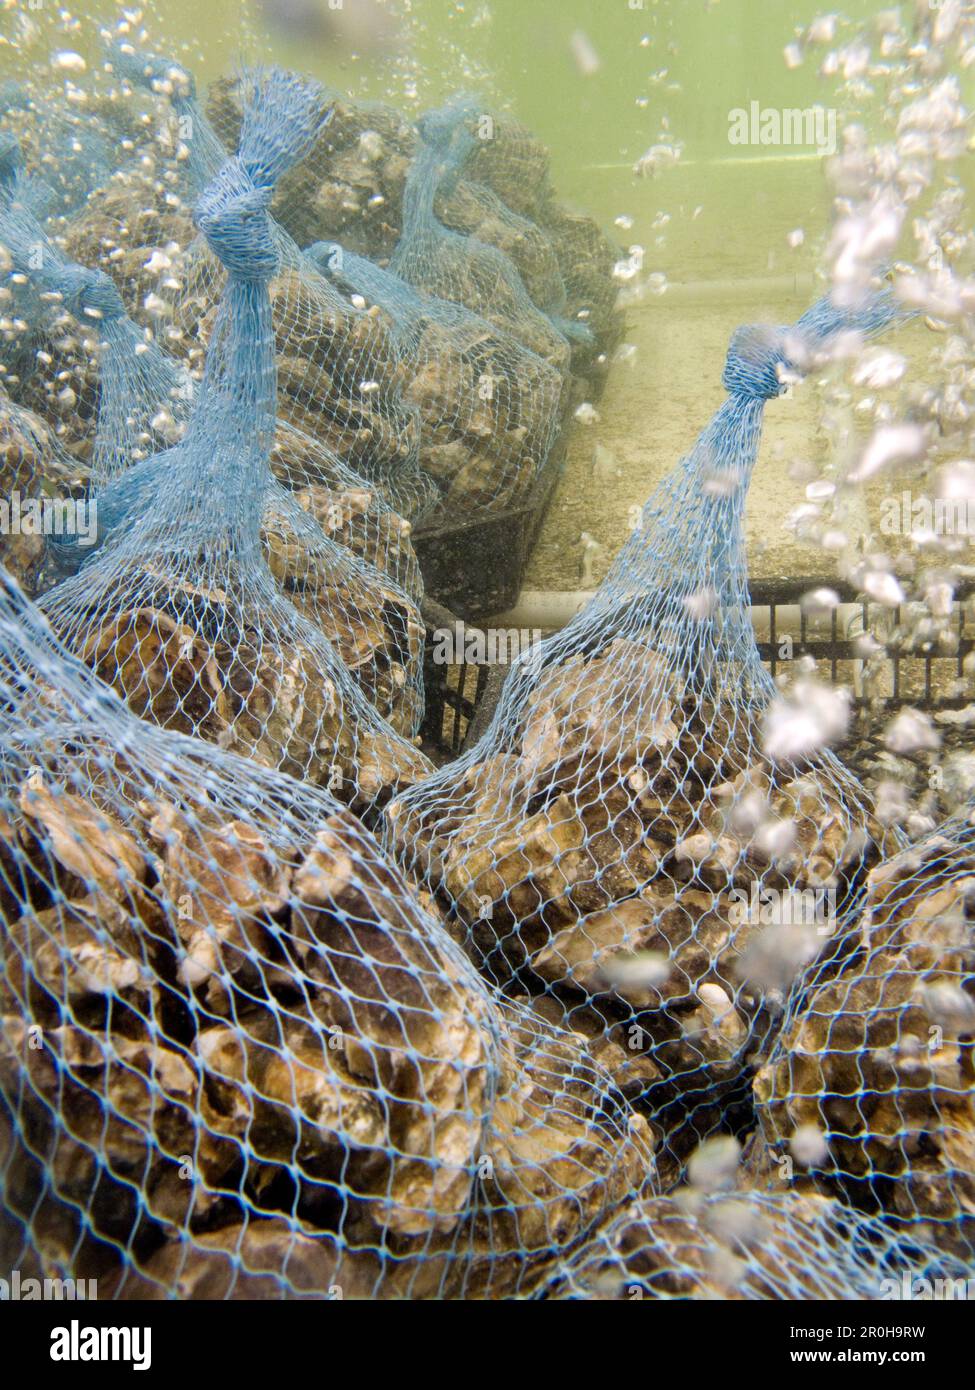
[10,0,957,594]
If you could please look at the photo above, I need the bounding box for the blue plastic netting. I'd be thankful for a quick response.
[202,72,620,377]
[111,49,438,526]
[0,565,655,1297]
[389,98,574,371]
[307,239,565,520]
[108,43,230,202]
[540,1189,971,1300]
[35,68,431,804]
[384,287,912,1165]
[39,48,613,536]
[55,196,425,600]
[2,12,965,1304]
[0,165,426,735]
[755,809,975,1261]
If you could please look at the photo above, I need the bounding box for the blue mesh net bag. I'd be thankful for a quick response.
[33,69,431,806]
[539,1189,969,1300]
[387,98,574,373]
[255,237,438,527]
[105,43,231,208]
[399,104,596,355]
[200,79,573,527]
[306,239,565,521]
[754,810,975,1262]
[431,149,577,335]
[0,168,151,464]
[0,168,192,480]
[104,46,437,528]
[0,567,654,1297]
[0,38,164,224]
[26,43,417,559]
[449,107,621,372]
[0,166,427,738]
[261,420,425,602]
[205,78,621,390]
[385,287,911,1164]
[206,80,414,263]
[91,48,614,537]
[0,84,113,220]
[52,139,424,605]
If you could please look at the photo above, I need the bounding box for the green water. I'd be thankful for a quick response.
[3,0,968,594]
[11,0,969,287]
[10,0,911,279]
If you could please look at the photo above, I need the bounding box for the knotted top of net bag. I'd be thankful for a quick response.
[0,167,426,737]
[53,182,423,599]
[307,238,566,523]
[44,41,425,580]
[388,97,574,374]
[35,69,431,805]
[104,41,437,529]
[385,287,911,1162]
[400,102,594,352]
[0,566,654,1297]
[754,807,975,1261]
[205,75,621,386]
[421,101,621,368]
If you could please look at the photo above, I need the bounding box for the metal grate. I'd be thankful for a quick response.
[754,577,975,708]
[421,580,975,762]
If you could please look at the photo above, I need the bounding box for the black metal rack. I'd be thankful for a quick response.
[420,578,975,763]
[412,438,567,621]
